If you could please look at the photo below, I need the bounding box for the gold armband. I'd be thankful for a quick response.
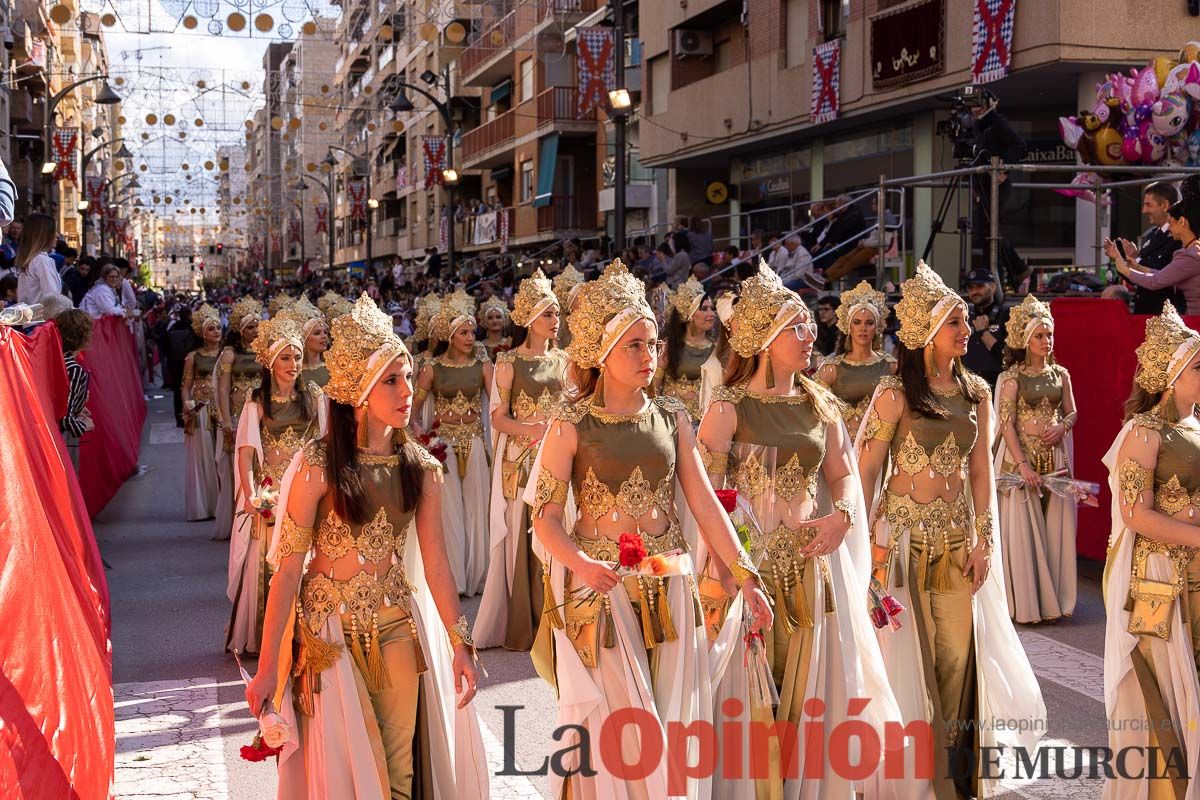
[998,397,1015,425]
[533,466,569,517]
[217,363,232,375]
[278,513,314,559]
[973,510,994,550]
[497,385,511,408]
[728,548,761,589]
[1118,459,1153,508]
[448,614,476,655]
[834,498,856,528]
[413,387,429,409]
[698,441,729,476]
[863,408,897,444]
[1063,411,1078,431]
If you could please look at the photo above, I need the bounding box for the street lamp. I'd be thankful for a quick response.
[608,88,632,111]
[329,144,374,276]
[43,75,122,210]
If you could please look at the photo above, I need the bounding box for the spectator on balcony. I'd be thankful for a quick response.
[686,216,714,267]
[15,213,64,308]
[812,195,868,271]
[657,241,691,287]
[772,234,819,290]
[801,201,829,253]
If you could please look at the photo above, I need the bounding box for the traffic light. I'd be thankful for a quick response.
[208,245,215,255]
[216,243,223,255]
[171,254,177,264]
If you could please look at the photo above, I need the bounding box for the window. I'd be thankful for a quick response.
[821,0,848,41]
[519,58,534,102]
[649,55,669,116]
[520,160,534,203]
[785,0,808,68]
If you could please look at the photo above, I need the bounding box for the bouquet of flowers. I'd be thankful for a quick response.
[235,651,289,763]
[415,419,449,464]
[248,477,279,520]
[997,469,1100,507]
[715,489,754,552]
[867,577,904,631]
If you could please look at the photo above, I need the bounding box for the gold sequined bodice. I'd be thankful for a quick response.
[506,349,565,420]
[191,351,218,404]
[888,387,979,481]
[432,356,484,418]
[259,399,313,480]
[662,341,713,419]
[302,362,329,389]
[565,396,683,525]
[824,352,894,428]
[1015,366,1064,424]
[230,349,260,419]
[716,383,827,502]
[1154,422,1200,517]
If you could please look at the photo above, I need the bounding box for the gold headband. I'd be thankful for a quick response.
[728,260,804,357]
[430,288,477,342]
[511,268,558,327]
[230,297,263,333]
[317,290,353,321]
[835,280,888,336]
[552,264,585,310]
[669,276,706,321]
[1136,301,1200,394]
[1005,293,1054,349]
[412,294,443,342]
[325,295,410,406]
[565,259,654,369]
[251,314,305,368]
[480,295,510,322]
[282,294,325,337]
[191,303,221,337]
[895,261,965,349]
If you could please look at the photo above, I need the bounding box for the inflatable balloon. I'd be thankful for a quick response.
[1164,62,1200,98]
[1152,92,1191,136]
[1180,40,1200,64]
[1151,56,1178,88]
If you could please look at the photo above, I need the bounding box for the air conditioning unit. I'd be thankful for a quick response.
[673,29,713,58]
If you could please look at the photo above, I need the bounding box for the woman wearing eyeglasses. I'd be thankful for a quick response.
[524,259,772,799]
[696,260,898,798]
[856,262,1044,799]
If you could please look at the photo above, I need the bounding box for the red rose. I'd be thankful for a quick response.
[239,735,281,762]
[881,594,905,619]
[869,606,889,630]
[617,532,647,568]
[715,489,738,514]
[260,477,273,487]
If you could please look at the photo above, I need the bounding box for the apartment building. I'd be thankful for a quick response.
[639,0,1199,281]
[214,144,248,280]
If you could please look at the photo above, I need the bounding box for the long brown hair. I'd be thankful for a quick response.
[325,401,425,524]
[896,343,986,418]
[16,213,56,272]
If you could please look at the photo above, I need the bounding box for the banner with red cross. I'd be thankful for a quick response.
[270,231,281,256]
[347,179,367,221]
[85,175,105,210]
[811,40,841,124]
[422,136,446,189]
[52,128,78,184]
[289,210,302,244]
[314,203,329,234]
[972,0,1016,84]
[576,27,615,119]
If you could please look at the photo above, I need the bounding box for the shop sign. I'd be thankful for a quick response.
[870,0,945,89]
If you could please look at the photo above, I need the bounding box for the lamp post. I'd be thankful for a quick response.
[388,64,456,276]
[99,173,139,254]
[329,144,373,277]
[609,0,628,254]
[296,183,307,274]
[79,138,131,256]
[299,164,336,275]
[42,75,121,212]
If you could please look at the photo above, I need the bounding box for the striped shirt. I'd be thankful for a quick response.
[61,353,90,438]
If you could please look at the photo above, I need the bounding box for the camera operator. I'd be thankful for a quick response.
[962,268,1009,388]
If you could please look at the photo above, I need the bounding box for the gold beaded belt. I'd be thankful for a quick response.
[751,523,835,634]
[878,492,972,593]
[439,420,483,479]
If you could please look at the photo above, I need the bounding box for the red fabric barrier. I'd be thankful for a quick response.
[1049,298,1200,560]
[24,323,68,425]
[77,317,147,517]
[0,326,114,799]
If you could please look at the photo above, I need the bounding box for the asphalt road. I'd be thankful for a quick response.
[103,394,1111,799]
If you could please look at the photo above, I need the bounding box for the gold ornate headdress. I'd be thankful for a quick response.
[229,297,263,333]
[267,293,294,317]
[325,294,410,406]
[894,261,965,349]
[191,303,221,337]
[317,290,353,321]
[835,280,889,336]
[412,294,442,342]
[480,295,510,322]
[669,276,707,321]
[728,260,804,358]
[251,314,305,368]
[511,268,557,327]
[566,259,653,370]
[282,294,325,337]
[1005,294,1054,348]
[552,264,586,310]
[1135,301,1200,394]
[429,288,477,341]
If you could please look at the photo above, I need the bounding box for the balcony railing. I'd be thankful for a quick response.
[537,194,597,232]
[461,10,516,76]
[461,110,515,163]
[460,207,513,247]
[378,43,394,69]
[536,86,597,125]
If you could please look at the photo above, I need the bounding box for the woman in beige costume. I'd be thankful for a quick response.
[213,297,264,541]
[815,280,896,434]
[245,295,488,799]
[993,294,1078,623]
[1103,302,1200,800]
[182,303,222,521]
[655,276,716,422]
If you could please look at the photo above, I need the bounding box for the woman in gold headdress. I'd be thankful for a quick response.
[182,303,223,522]
[551,263,585,351]
[409,293,443,376]
[479,296,513,361]
[993,294,1078,623]
[285,295,331,388]
[655,276,716,421]
[696,261,900,799]
[857,262,1044,799]
[226,314,316,655]
[475,270,567,650]
[213,296,264,542]
[415,289,493,596]
[244,295,489,800]
[523,259,773,800]
[816,279,896,433]
[1103,303,1200,800]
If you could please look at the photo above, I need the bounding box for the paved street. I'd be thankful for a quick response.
[105,395,1111,799]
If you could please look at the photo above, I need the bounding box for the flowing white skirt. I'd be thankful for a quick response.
[212,443,234,541]
[440,434,490,596]
[184,408,219,521]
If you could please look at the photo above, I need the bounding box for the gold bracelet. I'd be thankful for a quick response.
[728,548,761,589]
[533,466,569,517]
[833,498,856,528]
[277,513,314,560]
[974,510,994,550]
[1062,412,1078,431]
[448,614,475,653]
[698,441,729,476]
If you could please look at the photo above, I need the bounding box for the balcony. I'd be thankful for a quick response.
[536,194,597,233]
[461,110,515,168]
[460,207,512,247]
[536,86,601,134]
[461,10,517,84]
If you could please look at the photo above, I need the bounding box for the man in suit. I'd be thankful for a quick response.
[1125,182,1183,314]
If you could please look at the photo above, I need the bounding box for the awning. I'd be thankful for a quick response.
[532,133,559,208]
[489,80,511,105]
